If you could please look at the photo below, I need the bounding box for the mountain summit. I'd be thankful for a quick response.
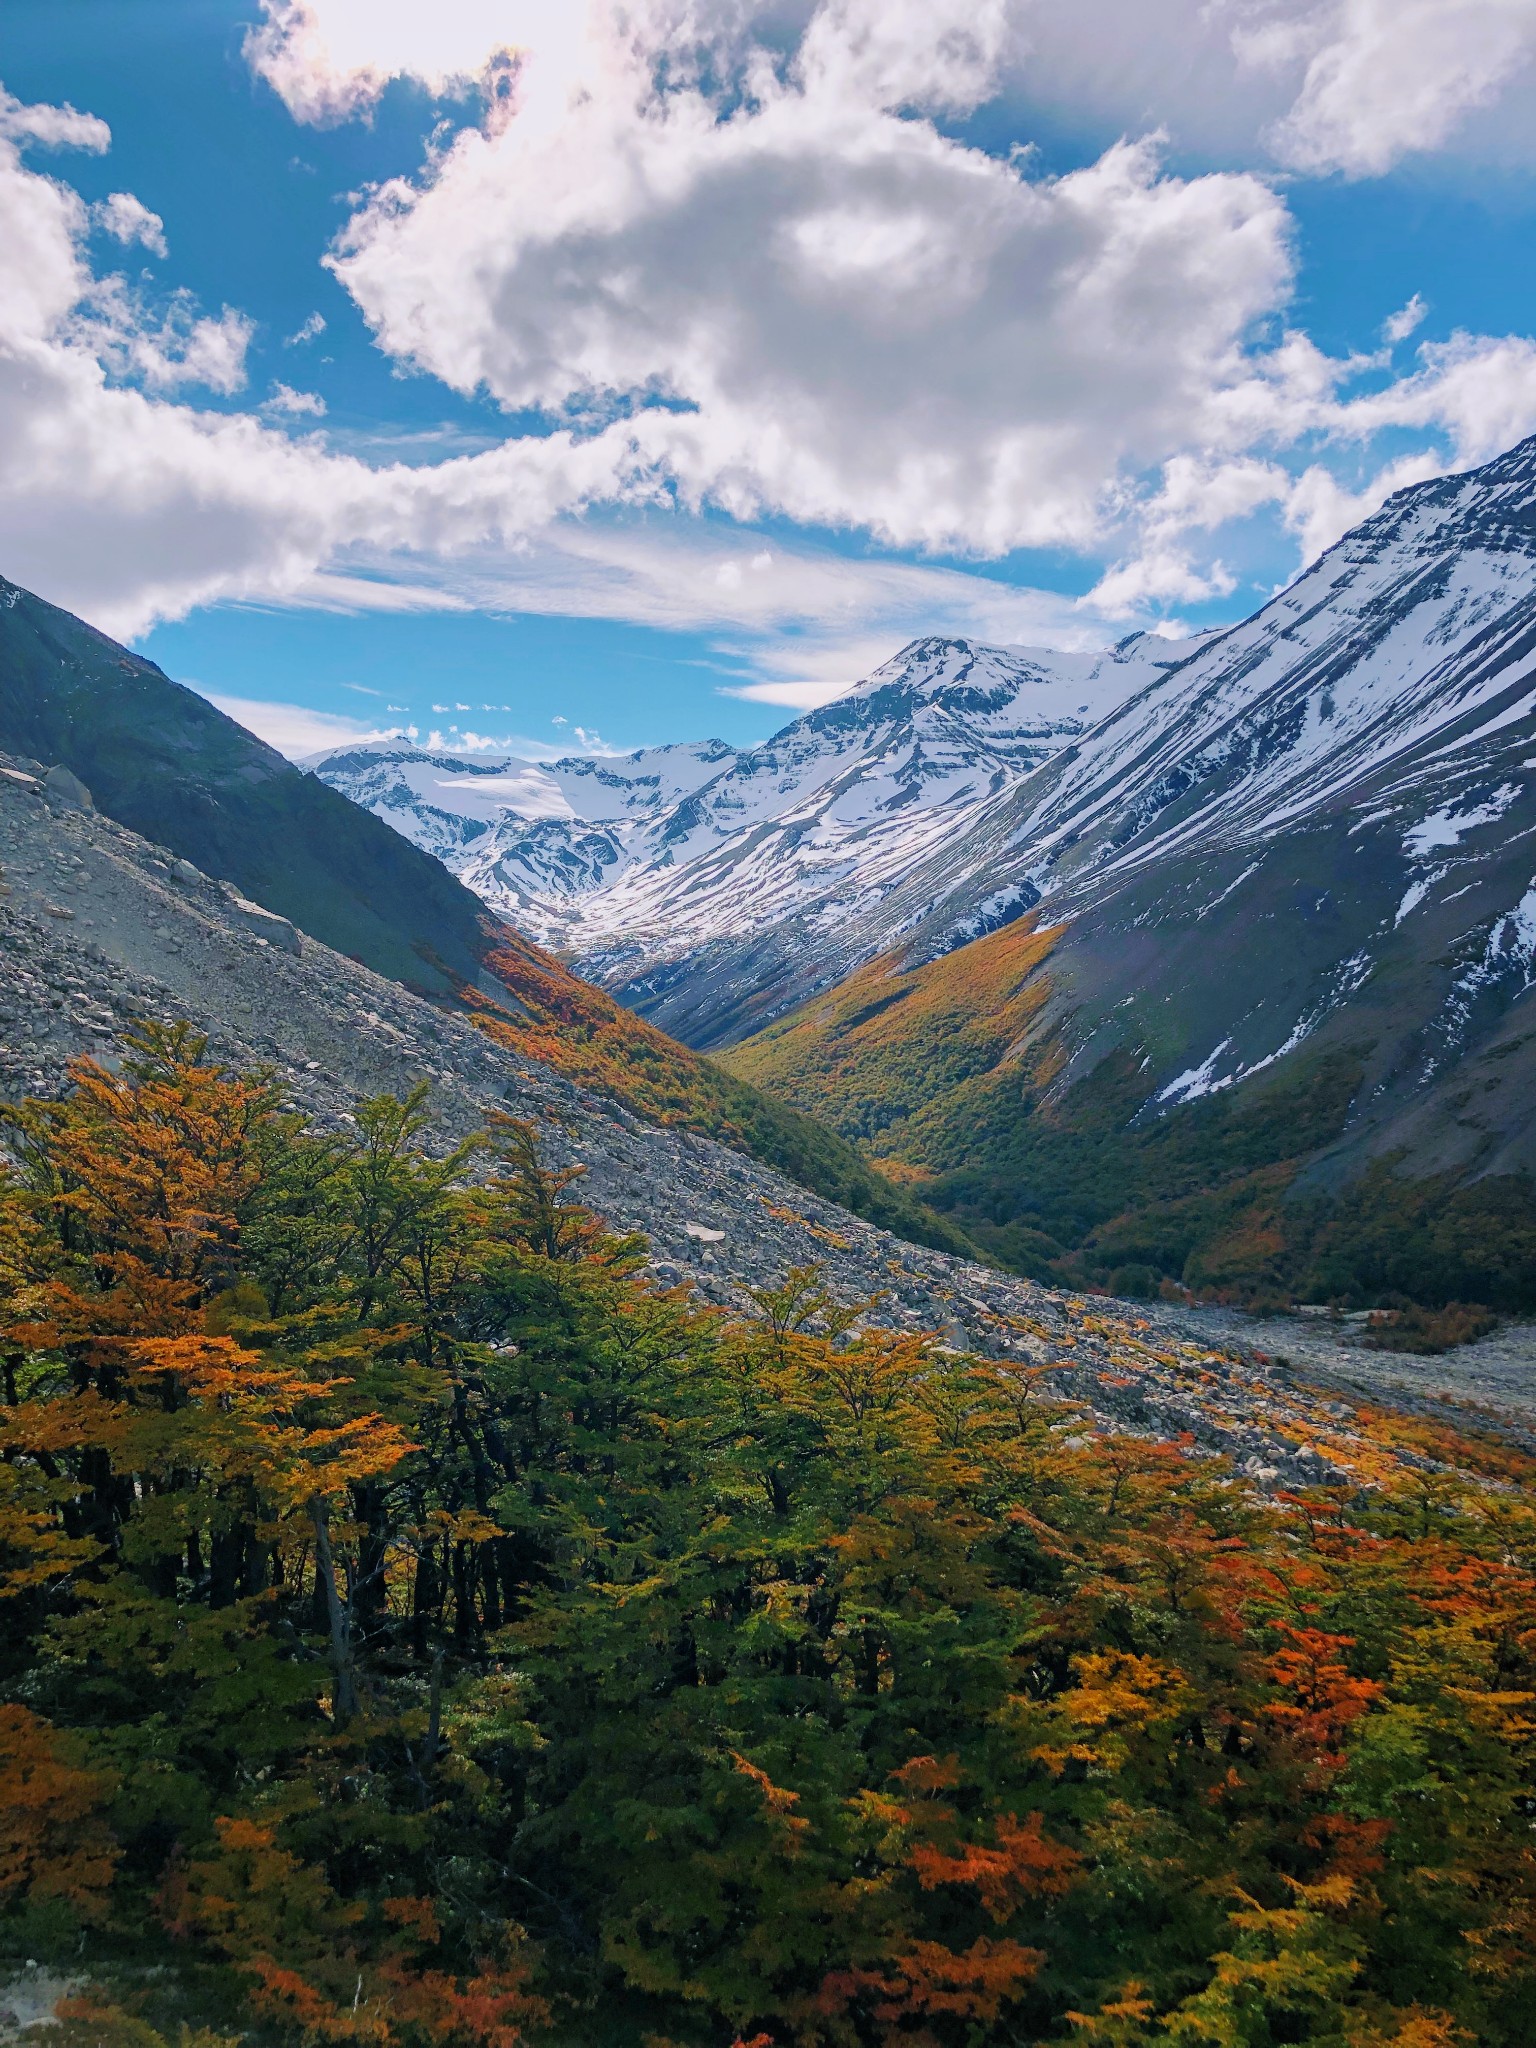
[320,434,1536,1306]
[314,630,1207,1041]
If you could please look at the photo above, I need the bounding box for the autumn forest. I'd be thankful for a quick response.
[3,1027,1536,2048]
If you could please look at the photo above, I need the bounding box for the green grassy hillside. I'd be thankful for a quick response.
[721,917,1536,1312]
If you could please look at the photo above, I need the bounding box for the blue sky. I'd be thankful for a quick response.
[2,0,1535,759]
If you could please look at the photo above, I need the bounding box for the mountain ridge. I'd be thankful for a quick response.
[715,438,1536,1302]
[318,433,1536,1307]
[0,572,505,998]
[313,629,1207,1036]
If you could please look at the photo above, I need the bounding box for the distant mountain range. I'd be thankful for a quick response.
[314,436,1536,1309]
[310,632,1207,1042]
[0,577,967,1257]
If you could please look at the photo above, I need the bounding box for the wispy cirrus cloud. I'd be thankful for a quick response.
[201,691,413,758]
[319,516,1111,706]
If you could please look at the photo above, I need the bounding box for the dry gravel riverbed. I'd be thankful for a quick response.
[1153,1302,1536,1438]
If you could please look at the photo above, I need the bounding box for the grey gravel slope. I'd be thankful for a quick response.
[5,752,1532,1465]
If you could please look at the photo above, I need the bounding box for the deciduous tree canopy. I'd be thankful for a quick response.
[3,1026,1535,2047]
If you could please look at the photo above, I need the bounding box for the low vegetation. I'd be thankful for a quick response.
[1364,1302,1503,1355]
[4,1028,1536,2045]
[720,923,1536,1321]
[472,927,977,1258]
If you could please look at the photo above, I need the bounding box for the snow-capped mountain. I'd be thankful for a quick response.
[309,435,1536,1255]
[721,435,1536,1192]
[314,433,1536,1183]
[303,735,740,929]
[942,441,1536,929]
[311,632,1204,990]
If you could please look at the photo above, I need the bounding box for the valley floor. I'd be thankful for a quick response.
[1155,1301,1536,1437]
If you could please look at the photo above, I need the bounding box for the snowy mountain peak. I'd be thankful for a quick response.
[806,638,1076,738]
[845,636,1043,701]
[311,431,1536,1094]
[311,633,1162,958]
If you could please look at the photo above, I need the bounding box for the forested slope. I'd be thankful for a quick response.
[4,1030,1536,2047]
[722,915,1536,1314]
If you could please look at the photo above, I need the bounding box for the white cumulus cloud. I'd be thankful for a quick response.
[1010,0,1536,176]
[0,80,657,637]
[1254,0,1536,177]
[73,282,255,394]
[324,8,1298,559]
[0,82,110,152]
[263,380,327,417]
[247,0,1536,177]
[245,0,601,124]
[305,0,1536,590]
[93,191,168,258]
[5,0,1536,699]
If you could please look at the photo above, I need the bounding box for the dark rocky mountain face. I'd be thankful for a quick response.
[861,435,1536,1177]
[0,575,496,996]
[16,430,1536,1313]
[310,440,1536,1110]
[694,442,1536,1066]
[309,439,1536,1305]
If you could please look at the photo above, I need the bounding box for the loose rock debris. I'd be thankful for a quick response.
[0,753,1517,1483]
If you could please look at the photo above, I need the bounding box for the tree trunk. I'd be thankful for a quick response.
[240,1527,272,1598]
[411,1545,438,1661]
[424,1648,443,1772]
[351,1481,389,1643]
[452,1540,477,1648]
[310,1496,359,1727]
[208,1523,244,1608]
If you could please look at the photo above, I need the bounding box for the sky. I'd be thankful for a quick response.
[3,0,1536,761]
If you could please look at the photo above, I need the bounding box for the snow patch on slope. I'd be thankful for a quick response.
[1158,1040,1233,1105]
[1404,786,1520,858]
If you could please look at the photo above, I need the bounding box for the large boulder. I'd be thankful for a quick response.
[43,764,93,810]
[223,887,302,955]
